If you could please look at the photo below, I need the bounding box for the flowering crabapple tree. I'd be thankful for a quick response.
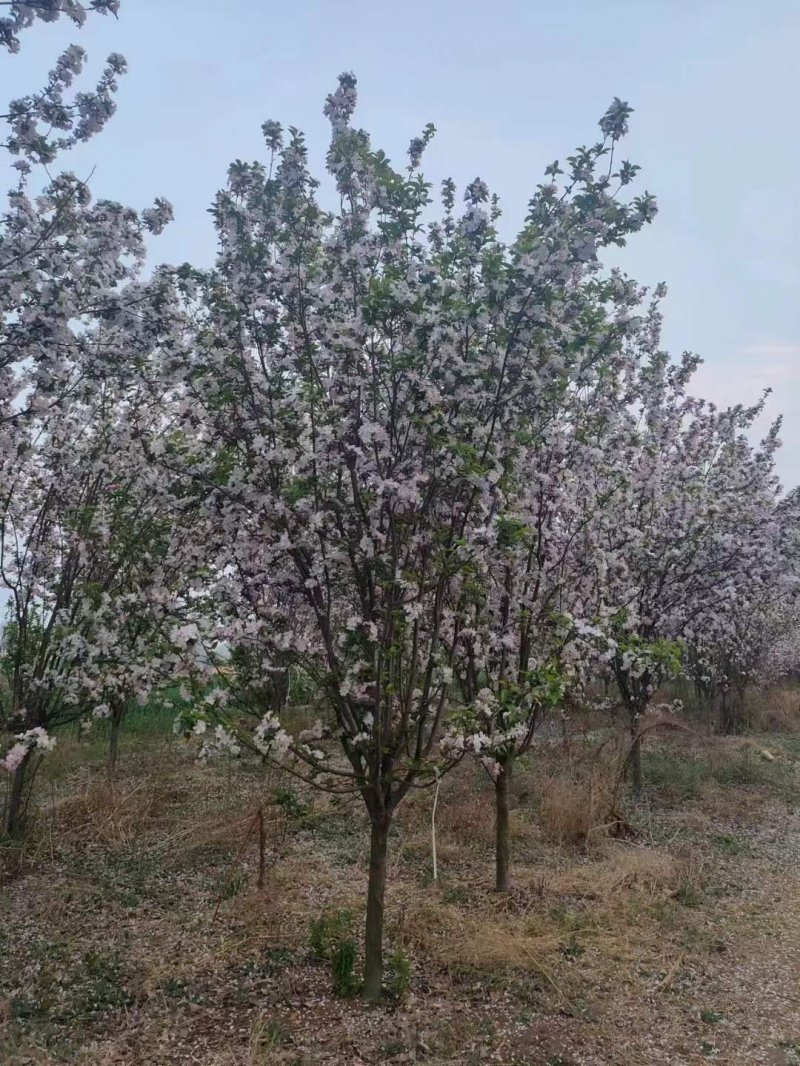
[597,351,783,792]
[67,393,209,777]
[716,596,800,732]
[440,274,669,891]
[0,0,183,831]
[684,491,800,733]
[0,339,194,833]
[163,77,658,992]
[432,102,675,890]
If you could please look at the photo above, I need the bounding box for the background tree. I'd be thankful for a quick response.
[598,352,783,792]
[0,354,194,831]
[442,275,664,891]
[0,0,183,830]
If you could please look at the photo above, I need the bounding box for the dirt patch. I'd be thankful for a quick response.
[2,728,800,1064]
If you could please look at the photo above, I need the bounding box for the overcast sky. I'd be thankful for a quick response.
[3,0,798,485]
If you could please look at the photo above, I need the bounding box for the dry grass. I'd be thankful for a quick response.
[747,684,800,733]
[49,777,182,846]
[3,696,800,1064]
[246,1013,292,1065]
[389,843,684,987]
[435,789,496,849]
[537,770,619,846]
[550,845,683,900]
[530,732,629,848]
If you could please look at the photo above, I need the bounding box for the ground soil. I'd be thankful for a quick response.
[2,722,800,1065]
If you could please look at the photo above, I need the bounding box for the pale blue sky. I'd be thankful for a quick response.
[3,0,798,484]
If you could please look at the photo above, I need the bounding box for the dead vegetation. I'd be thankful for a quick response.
[2,691,800,1064]
[746,685,800,734]
[535,757,623,848]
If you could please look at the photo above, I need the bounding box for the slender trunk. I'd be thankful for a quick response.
[704,690,714,736]
[108,702,124,779]
[431,771,440,883]
[257,806,266,889]
[363,815,390,1001]
[618,663,649,798]
[631,699,648,793]
[631,733,644,801]
[720,689,736,735]
[495,761,511,892]
[6,748,32,839]
[270,667,290,713]
[736,685,747,730]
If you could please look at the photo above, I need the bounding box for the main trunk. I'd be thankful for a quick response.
[629,711,644,798]
[108,703,124,779]
[703,690,714,736]
[720,689,736,735]
[270,668,290,714]
[495,761,512,892]
[5,748,32,839]
[363,816,390,1001]
[617,663,648,798]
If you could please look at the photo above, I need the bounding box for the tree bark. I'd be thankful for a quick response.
[704,690,714,736]
[108,701,124,779]
[495,761,512,892]
[363,815,390,1001]
[257,806,266,889]
[720,689,736,735]
[630,720,643,798]
[5,747,32,839]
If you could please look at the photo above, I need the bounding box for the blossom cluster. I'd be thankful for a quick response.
[0,727,55,772]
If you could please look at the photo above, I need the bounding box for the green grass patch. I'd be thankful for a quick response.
[711,748,795,794]
[674,880,703,908]
[640,749,708,802]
